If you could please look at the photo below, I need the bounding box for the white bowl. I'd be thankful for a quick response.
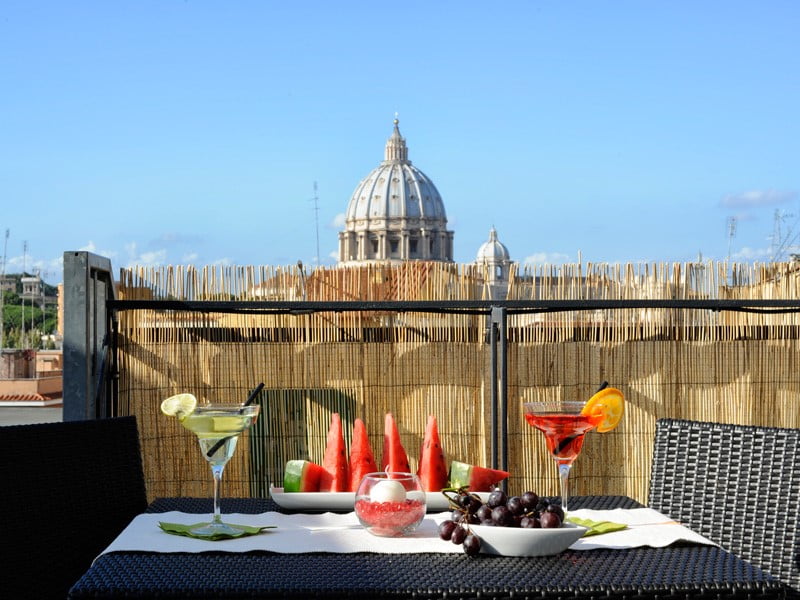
[470,522,587,556]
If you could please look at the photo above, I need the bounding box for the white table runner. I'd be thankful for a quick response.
[98,507,716,558]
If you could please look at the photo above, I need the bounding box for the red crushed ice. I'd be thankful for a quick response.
[355,499,425,532]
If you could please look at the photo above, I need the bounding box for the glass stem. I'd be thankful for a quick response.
[211,464,225,524]
[558,463,571,513]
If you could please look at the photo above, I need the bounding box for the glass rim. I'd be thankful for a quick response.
[523,400,587,412]
[361,471,418,480]
[192,403,260,411]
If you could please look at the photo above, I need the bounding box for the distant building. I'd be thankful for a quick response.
[475,227,514,300]
[0,275,14,294]
[21,275,43,302]
[338,119,454,264]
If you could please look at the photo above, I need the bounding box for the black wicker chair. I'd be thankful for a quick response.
[649,417,800,596]
[1,416,148,600]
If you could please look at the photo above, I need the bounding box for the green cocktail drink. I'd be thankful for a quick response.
[162,394,260,536]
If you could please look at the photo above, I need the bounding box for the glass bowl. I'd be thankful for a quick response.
[354,472,426,536]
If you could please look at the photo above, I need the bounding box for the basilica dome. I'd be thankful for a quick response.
[338,120,454,264]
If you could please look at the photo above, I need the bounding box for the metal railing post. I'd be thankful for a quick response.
[62,251,115,421]
[489,306,508,483]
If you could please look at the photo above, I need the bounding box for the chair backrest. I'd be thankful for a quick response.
[649,417,800,593]
[1,416,148,600]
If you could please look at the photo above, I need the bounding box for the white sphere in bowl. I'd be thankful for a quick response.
[370,479,407,503]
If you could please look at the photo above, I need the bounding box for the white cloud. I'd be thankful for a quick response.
[732,246,772,260]
[182,252,199,263]
[123,242,167,267]
[331,213,346,228]
[720,190,797,208]
[211,257,233,266]
[523,252,572,265]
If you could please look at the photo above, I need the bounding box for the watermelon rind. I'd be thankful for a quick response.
[448,460,509,491]
[284,459,319,492]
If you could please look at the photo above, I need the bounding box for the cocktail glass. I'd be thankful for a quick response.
[523,400,604,513]
[179,403,260,536]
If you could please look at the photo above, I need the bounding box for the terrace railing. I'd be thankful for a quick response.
[62,252,800,503]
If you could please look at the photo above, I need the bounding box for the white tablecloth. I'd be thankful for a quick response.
[98,507,716,557]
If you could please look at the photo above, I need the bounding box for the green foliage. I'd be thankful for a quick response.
[2,289,20,305]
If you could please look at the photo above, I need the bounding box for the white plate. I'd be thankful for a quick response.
[270,486,488,512]
[471,521,587,556]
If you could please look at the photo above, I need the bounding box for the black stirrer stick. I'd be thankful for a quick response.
[206,383,265,458]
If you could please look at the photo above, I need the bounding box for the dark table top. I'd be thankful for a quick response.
[68,495,788,600]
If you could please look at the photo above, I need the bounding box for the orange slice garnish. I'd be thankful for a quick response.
[582,387,624,433]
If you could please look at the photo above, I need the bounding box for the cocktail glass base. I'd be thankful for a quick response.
[189,521,248,536]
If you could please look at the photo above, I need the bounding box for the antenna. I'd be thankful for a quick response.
[0,229,8,349]
[770,209,799,262]
[726,216,736,261]
[311,181,320,266]
[21,240,28,347]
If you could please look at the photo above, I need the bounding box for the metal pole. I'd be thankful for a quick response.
[489,311,498,471]
[490,306,508,489]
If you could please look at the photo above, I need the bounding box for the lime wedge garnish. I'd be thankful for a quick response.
[160,393,197,420]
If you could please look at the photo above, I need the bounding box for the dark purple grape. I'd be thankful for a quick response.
[476,504,492,522]
[540,511,562,528]
[491,505,513,527]
[466,496,483,514]
[547,504,565,522]
[487,489,507,508]
[520,516,540,529]
[438,520,457,540]
[506,496,524,516]
[451,509,464,523]
[463,533,481,556]
[521,491,539,511]
[451,525,467,545]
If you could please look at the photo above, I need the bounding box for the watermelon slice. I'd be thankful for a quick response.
[283,459,326,492]
[448,460,509,491]
[349,418,378,491]
[381,412,411,474]
[417,414,448,491]
[319,413,350,492]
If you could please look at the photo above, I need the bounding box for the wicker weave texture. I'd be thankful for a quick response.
[3,416,148,600]
[649,418,800,594]
[67,497,787,600]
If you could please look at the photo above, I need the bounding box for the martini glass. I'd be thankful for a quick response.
[179,403,260,536]
[523,400,604,513]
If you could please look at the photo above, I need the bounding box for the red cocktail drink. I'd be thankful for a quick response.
[523,401,603,513]
[525,411,604,464]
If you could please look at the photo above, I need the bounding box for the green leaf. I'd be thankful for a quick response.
[158,521,276,541]
[567,517,628,537]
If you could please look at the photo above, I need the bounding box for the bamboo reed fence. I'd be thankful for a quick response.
[115,260,800,505]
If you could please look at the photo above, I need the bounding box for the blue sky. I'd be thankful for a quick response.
[1,1,798,284]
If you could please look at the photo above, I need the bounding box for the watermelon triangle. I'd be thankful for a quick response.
[319,413,350,492]
[381,412,411,474]
[417,414,448,492]
[348,418,378,491]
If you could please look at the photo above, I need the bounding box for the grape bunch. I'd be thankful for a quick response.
[438,487,565,556]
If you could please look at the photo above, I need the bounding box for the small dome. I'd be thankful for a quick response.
[476,227,510,262]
